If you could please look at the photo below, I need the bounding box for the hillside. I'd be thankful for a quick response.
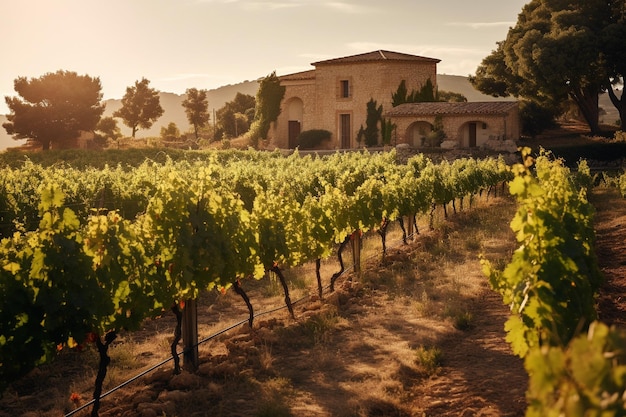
[0,75,619,151]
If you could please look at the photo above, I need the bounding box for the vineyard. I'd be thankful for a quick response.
[1,147,626,416]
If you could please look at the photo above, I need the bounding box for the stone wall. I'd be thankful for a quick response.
[273,77,316,148]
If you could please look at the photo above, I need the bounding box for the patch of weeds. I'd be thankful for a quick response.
[262,272,284,297]
[256,401,292,417]
[453,311,474,331]
[108,340,138,370]
[278,309,341,347]
[357,397,411,417]
[414,345,443,375]
[301,310,341,345]
[105,341,141,387]
[412,290,437,317]
[259,342,274,371]
[443,303,474,331]
[464,237,482,252]
[256,377,294,417]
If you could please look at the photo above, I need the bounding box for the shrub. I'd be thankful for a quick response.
[519,100,558,137]
[297,129,332,149]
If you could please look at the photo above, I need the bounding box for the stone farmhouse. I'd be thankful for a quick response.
[269,50,519,151]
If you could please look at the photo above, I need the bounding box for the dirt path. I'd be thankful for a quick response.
[593,187,626,329]
[414,290,527,417]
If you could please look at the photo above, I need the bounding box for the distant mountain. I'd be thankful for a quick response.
[438,74,506,102]
[1,75,619,151]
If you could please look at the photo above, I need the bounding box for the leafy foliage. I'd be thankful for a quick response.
[483,149,601,357]
[182,88,210,140]
[3,70,105,150]
[160,122,181,141]
[113,78,164,138]
[471,0,626,132]
[391,79,438,107]
[362,98,383,147]
[519,100,559,138]
[296,129,332,149]
[525,322,626,417]
[215,92,255,140]
[95,116,122,144]
[380,118,396,145]
[248,72,285,147]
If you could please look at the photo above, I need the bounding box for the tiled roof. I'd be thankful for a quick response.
[312,50,440,66]
[279,69,316,81]
[385,101,518,117]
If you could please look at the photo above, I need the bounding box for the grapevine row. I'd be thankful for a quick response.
[483,149,626,416]
[0,149,512,402]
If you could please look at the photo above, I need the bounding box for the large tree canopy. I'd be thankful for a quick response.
[182,88,210,140]
[3,70,105,150]
[471,0,626,134]
[113,78,164,138]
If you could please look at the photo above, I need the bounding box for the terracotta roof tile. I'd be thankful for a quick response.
[279,69,316,81]
[312,50,440,66]
[385,101,518,117]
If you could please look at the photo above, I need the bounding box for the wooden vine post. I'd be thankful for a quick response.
[351,230,361,275]
[182,298,199,371]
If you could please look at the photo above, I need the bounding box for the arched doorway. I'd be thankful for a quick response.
[287,98,304,148]
[459,121,487,148]
[407,121,433,147]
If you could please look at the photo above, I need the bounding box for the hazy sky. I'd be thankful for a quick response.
[1,0,527,114]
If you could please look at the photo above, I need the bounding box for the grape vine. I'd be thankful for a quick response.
[0,149,513,407]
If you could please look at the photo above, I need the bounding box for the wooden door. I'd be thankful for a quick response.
[288,121,301,149]
[469,123,477,148]
[340,114,351,149]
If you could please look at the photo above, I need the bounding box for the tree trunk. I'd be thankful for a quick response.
[271,265,294,319]
[233,280,254,327]
[315,259,323,300]
[91,331,117,417]
[570,84,600,134]
[377,219,389,263]
[607,83,626,128]
[330,236,350,292]
[398,217,408,245]
[171,305,183,375]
